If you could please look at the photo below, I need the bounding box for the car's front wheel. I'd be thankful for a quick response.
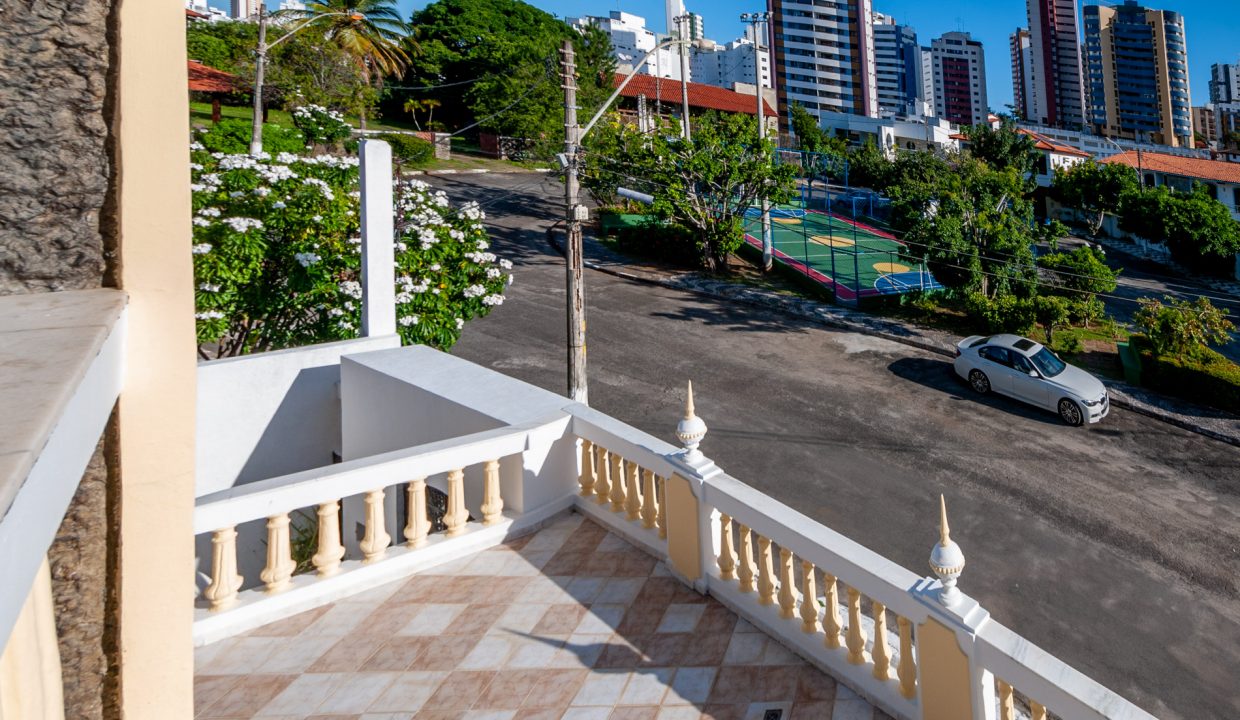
[1058,398,1083,426]
[968,369,990,394]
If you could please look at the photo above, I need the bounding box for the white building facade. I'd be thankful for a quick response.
[570,11,686,81]
[872,13,923,117]
[690,36,772,90]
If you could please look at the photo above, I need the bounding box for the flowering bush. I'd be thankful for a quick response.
[190,143,511,357]
[291,104,352,147]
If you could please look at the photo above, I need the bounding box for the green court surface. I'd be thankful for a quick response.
[742,206,936,302]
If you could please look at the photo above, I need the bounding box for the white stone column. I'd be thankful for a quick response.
[359,139,396,337]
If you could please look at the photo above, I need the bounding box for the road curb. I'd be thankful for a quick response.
[410,168,553,176]
[547,228,1240,448]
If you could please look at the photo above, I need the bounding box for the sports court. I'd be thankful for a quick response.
[742,202,941,305]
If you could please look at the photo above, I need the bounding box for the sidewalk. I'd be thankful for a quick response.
[550,229,1240,448]
[1091,234,1240,298]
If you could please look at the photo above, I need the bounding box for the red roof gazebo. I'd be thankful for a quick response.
[188,60,237,124]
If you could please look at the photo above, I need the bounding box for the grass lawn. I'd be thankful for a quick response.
[190,102,420,133]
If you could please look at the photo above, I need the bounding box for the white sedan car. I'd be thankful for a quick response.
[953,334,1109,426]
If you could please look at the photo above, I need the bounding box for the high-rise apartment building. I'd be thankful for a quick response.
[872,13,923,117]
[569,12,686,81]
[1083,1,1192,147]
[691,36,772,90]
[1210,63,1240,104]
[920,47,935,111]
[930,32,988,127]
[230,0,260,19]
[1010,28,1034,120]
[1025,0,1087,128]
[770,0,879,122]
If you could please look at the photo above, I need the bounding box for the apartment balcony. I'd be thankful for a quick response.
[190,340,1158,720]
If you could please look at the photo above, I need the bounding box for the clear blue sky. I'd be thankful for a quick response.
[279,0,1238,112]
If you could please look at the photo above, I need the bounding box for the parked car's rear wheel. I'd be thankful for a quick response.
[968,370,990,394]
[1058,398,1083,426]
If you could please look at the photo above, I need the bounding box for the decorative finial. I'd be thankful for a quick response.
[939,494,951,546]
[675,380,708,462]
[929,494,965,608]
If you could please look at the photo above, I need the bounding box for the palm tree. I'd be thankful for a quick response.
[402,97,441,131]
[278,0,412,125]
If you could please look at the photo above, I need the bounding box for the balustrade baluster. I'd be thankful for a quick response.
[609,453,626,512]
[203,526,243,611]
[443,468,468,537]
[734,522,753,589]
[481,459,504,525]
[640,469,658,529]
[578,439,596,496]
[998,679,1015,720]
[404,477,430,548]
[359,488,391,563]
[717,514,737,580]
[757,536,776,606]
[777,547,798,619]
[312,500,345,577]
[656,475,667,538]
[259,513,295,594]
[871,600,891,680]
[822,573,842,649]
[897,615,917,699]
[800,560,820,633]
[594,446,611,505]
[625,461,642,521]
[1030,700,1047,720]
[845,585,867,665]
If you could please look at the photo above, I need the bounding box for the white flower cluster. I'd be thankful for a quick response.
[301,154,359,168]
[399,315,420,327]
[192,243,212,255]
[463,284,487,298]
[301,178,334,199]
[198,207,221,217]
[293,104,345,122]
[294,252,321,267]
[190,141,205,151]
[482,294,504,306]
[338,280,362,299]
[198,283,221,292]
[222,217,264,233]
[464,251,498,264]
[194,310,225,320]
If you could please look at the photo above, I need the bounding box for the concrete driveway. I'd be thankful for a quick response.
[433,172,1240,720]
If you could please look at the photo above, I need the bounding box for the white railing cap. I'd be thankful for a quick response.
[194,417,561,533]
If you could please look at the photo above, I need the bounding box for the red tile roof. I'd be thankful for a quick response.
[613,74,776,117]
[188,60,236,94]
[1101,150,1240,185]
[1017,129,1090,158]
[186,7,210,18]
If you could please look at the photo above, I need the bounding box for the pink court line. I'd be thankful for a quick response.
[806,209,903,245]
[744,233,883,301]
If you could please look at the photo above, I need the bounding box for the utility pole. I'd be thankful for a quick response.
[741,11,773,270]
[249,3,269,154]
[674,15,692,141]
[561,40,588,404]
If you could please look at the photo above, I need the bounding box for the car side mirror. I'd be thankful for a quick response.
[1027,369,1039,377]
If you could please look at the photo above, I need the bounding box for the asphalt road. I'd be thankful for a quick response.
[432,172,1240,720]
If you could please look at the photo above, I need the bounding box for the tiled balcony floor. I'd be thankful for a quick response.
[194,512,888,720]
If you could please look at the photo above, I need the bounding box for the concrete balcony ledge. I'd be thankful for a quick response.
[0,288,127,648]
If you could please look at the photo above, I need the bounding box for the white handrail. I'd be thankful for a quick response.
[701,472,929,622]
[568,406,686,481]
[194,420,554,533]
[976,621,1158,720]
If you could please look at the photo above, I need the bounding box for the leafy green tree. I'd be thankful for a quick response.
[960,119,1040,177]
[1133,296,1236,358]
[1037,246,1119,298]
[790,103,845,156]
[1121,186,1240,275]
[846,138,892,191]
[1033,295,1071,346]
[891,155,1038,299]
[584,112,796,272]
[1050,159,1139,236]
[399,0,614,154]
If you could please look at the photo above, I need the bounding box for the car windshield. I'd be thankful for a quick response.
[1029,347,1067,377]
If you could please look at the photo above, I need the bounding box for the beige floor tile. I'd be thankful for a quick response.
[421,670,497,711]
[564,577,608,604]
[722,633,767,665]
[305,601,379,637]
[561,708,612,720]
[656,604,706,634]
[316,671,399,714]
[574,605,627,634]
[570,672,630,706]
[255,672,347,716]
[399,604,467,635]
[194,675,241,716]
[460,634,517,669]
[199,673,296,718]
[367,671,447,713]
[666,666,716,705]
[505,633,565,669]
[495,603,552,634]
[260,635,340,674]
[618,668,674,705]
[657,706,703,720]
[549,634,611,669]
[197,636,281,675]
[595,578,646,605]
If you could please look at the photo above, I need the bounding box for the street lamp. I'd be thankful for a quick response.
[249,6,366,154]
[740,11,773,270]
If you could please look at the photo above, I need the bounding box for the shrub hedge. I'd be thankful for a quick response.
[379,134,435,167]
[197,118,306,155]
[1130,335,1240,413]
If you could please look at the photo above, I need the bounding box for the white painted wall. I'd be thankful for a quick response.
[195,335,401,497]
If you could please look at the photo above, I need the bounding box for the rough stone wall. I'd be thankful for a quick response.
[47,431,119,720]
[0,0,113,294]
[0,1,121,718]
